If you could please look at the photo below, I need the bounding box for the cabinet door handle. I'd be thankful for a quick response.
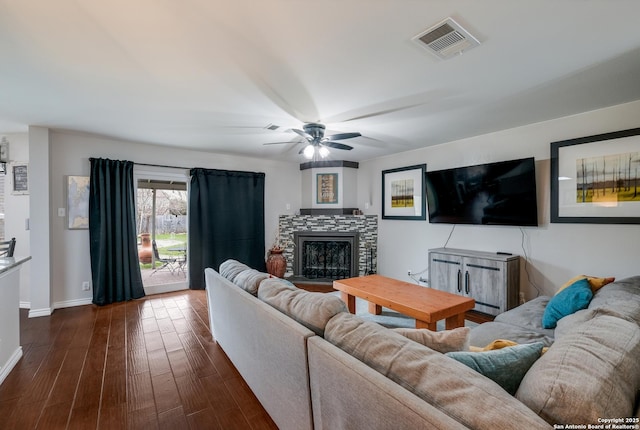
[465,271,470,294]
[457,269,462,292]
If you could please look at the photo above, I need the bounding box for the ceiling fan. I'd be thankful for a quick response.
[266,122,361,159]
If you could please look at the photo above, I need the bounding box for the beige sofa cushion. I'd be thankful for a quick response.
[516,314,640,425]
[588,276,640,326]
[392,327,470,353]
[259,276,297,292]
[258,279,347,336]
[233,268,270,295]
[219,259,251,283]
[554,307,634,339]
[325,312,551,429]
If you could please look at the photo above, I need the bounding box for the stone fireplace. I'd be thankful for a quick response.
[278,214,377,281]
[277,160,377,283]
[294,231,358,281]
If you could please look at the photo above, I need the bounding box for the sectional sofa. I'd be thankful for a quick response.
[205,261,640,429]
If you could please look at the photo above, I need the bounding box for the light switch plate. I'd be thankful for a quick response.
[58,208,65,217]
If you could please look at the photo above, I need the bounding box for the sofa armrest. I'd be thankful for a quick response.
[205,268,315,430]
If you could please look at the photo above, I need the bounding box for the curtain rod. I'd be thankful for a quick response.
[89,158,194,170]
[134,162,193,170]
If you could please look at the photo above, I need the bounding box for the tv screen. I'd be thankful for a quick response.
[426,157,538,226]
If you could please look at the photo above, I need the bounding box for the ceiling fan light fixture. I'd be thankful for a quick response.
[318,146,330,158]
[303,144,315,159]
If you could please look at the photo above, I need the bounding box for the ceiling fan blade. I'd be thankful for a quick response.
[262,141,301,146]
[292,128,313,140]
[338,104,426,122]
[322,141,353,151]
[324,90,451,123]
[324,132,361,141]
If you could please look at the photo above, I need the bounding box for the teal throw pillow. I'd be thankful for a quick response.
[542,278,593,329]
[445,342,544,394]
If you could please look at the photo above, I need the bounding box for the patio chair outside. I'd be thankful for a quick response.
[151,240,178,275]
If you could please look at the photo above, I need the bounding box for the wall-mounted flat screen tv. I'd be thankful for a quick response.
[426,157,538,226]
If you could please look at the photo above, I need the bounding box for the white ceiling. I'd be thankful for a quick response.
[2,1,640,162]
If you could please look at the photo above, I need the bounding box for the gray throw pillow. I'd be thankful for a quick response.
[445,342,544,395]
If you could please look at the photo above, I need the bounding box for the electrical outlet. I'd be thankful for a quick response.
[82,281,90,291]
[519,292,526,304]
[407,270,412,276]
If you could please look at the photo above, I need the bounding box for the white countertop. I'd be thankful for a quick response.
[0,256,32,275]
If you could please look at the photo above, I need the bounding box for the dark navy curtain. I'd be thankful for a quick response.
[89,158,145,305]
[188,168,266,289]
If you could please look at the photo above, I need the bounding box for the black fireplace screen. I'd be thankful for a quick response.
[301,240,352,280]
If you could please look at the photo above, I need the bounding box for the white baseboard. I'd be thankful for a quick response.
[29,307,53,318]
[20,299,92,315]
[0,346,23,386]
[53,298,93,309]
[19,287,184,317]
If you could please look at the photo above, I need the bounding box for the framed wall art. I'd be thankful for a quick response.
[10,162,29,195]
[550,127,640,224]
[316,173,338,204]
[382,164,426,220]
[67,175,90,229]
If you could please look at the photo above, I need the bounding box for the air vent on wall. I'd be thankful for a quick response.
[413,17,480,60]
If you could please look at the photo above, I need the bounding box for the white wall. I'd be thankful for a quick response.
[358,100,640,300]
[29,127,52,316]
[6,99,640,309]
[2,133,31,305]
[48,130,300,307]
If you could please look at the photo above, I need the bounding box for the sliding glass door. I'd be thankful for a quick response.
[135,168,189,294]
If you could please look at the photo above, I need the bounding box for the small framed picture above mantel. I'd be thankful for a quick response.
[382,164,426,220]
[316,173,338,204]
[550,127,640,224]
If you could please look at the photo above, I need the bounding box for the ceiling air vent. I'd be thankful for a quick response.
[413,17,480,60]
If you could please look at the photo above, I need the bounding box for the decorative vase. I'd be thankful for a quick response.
[266,247,287,278]
[139,233,152,264]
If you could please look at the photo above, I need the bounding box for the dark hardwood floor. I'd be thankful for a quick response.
[0,289,278,429]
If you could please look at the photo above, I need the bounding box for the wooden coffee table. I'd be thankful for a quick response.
[333,274,475,330]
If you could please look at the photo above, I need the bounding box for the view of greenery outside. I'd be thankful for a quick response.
[136,188,187,234]
[136,187,188,272]
[138,232,187,270]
